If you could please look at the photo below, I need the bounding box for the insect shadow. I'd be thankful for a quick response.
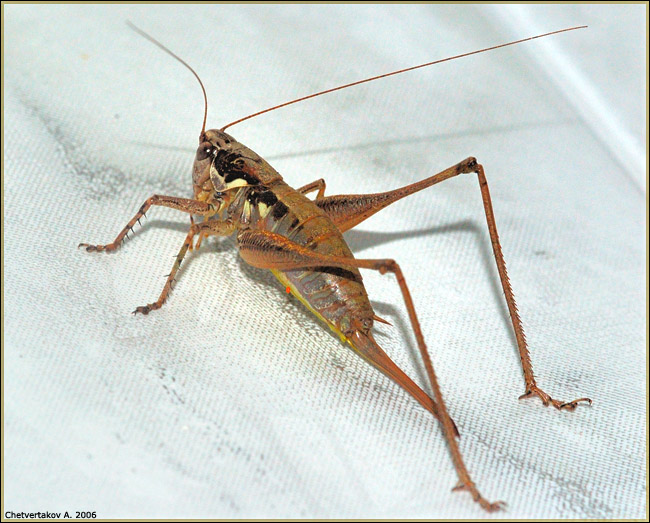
[129,117,576,161]
[137,216,515,393]
[343,221,518,381]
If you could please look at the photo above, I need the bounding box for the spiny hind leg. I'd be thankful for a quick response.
[296,178,326,199]
[78,195,215,253]
[315,158,477,233]
[133,219,235,315]
[318,157,591,411]
[235,229,452,431]
[236,228,501,511]
[471,161,590,410]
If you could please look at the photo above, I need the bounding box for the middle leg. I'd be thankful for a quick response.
[296,178,326,199]
[133,219,236,314]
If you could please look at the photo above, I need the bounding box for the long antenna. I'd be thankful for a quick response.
[126,21,209,139]
[220,25,586,132]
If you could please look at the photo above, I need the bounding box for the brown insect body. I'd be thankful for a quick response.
[193,128,444,425]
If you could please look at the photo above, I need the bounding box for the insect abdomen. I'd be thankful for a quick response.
[258,181,374,338]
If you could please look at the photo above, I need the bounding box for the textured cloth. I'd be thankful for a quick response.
[4,4,646,519]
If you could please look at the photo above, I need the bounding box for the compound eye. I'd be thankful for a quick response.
[196,142,215,161]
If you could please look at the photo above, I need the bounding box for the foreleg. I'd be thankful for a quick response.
[79,195,216,252]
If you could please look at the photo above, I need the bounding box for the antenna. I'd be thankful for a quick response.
[220,26,586,132]
[126,21,209,140]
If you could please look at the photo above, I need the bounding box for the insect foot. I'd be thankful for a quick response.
[132,304,160,316]
[452,481,506,512]
[78,242,120,252]
[519,386,592,411]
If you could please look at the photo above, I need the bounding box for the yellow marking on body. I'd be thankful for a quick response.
[271,269,350,345]
[226,178,249,190]
[258,202,270,218]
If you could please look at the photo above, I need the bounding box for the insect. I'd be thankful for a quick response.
[79,22,592,511]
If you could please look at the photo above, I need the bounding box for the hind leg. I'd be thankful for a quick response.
[314,157,591,411]
[237,228,503,511]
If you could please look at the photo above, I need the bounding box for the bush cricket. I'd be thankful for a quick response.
[79,22,592,511]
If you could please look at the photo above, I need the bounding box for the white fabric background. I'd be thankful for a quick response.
[4,4,646,519]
